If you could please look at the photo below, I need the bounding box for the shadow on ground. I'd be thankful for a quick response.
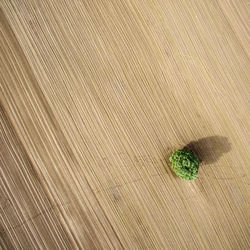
[182,136,231,165]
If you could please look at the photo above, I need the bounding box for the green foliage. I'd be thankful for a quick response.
[169,150,200,181]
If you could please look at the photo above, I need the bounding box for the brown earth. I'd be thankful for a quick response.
[0,0,249,249]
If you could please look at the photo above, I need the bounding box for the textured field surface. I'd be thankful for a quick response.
[0,0,249,249]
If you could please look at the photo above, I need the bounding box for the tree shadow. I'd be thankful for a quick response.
[183,136,231,165]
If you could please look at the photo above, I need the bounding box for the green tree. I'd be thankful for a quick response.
[169,150,200,181]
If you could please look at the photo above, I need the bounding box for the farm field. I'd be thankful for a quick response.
[0,0,249,249]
